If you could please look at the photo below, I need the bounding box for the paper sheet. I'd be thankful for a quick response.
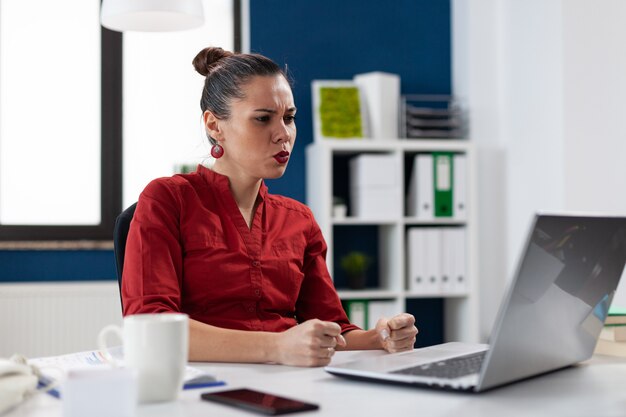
[29,346,222,391]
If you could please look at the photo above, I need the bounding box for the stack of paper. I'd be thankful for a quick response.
[402,95,466,139]
[29,347,224,398]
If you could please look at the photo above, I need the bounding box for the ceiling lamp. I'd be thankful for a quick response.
[100,0,205,32]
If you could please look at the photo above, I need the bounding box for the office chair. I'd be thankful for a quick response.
[113,202,137,313]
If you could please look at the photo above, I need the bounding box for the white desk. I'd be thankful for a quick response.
[9,351,626,417]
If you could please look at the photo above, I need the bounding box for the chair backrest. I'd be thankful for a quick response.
[113,202,137,312]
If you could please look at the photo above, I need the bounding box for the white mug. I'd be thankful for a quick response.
[97,313,189,403]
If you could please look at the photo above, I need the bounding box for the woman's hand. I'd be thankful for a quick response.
[274,319,347,367]
[375,313,418,353]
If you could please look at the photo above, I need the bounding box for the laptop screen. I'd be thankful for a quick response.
[478,214,626,391]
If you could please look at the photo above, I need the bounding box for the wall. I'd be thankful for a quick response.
[453,0,626,339]
[249,0,451,202]
[562,0,626,215]
[0,250,115,282]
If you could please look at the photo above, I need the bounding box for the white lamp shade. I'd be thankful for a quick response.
[101,0,205,32]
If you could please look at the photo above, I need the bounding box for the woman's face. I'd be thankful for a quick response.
[206,74,296,181]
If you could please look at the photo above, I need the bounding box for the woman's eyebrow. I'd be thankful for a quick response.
[253,107,297,113]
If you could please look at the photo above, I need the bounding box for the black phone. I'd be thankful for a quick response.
[201,388,319,415]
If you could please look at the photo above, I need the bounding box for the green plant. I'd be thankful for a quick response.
[340,251,372,277]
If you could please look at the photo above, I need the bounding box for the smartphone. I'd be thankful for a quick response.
[201,388,319,415]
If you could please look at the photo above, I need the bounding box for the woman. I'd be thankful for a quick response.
[122,47,418,367]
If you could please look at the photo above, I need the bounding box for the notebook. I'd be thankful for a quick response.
[326,213,626,392]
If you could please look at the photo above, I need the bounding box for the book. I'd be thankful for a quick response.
[600,325,626,342]
[605,307,626,325]
[594,338,626,357]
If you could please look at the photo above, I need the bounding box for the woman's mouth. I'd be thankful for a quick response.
[274,151,290,164]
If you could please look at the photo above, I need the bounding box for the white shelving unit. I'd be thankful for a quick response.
[306,139,479,343]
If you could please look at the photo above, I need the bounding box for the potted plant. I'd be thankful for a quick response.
[340,251,372,290]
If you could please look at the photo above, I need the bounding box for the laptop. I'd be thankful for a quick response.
[326,214,626,392]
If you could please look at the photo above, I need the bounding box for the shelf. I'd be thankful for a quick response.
[404,292,469,299]
[403,217,466,226]
[306,139,479,343]
[313,138,471,153]
[336,289,402,300]
[332,217,398,225]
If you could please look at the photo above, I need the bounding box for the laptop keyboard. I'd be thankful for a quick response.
[391,350,487,380]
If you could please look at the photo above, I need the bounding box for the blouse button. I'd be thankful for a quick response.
[252,260,261,267]
[248,306,255,313]
[254,289,261,296]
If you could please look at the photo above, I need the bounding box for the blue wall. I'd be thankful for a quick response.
[0,250,116,282]
[250,0,451,347]
[253,0,451,202]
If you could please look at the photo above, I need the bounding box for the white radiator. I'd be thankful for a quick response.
[0,282,123,358]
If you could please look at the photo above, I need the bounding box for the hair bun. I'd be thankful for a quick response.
[192,47,234,77]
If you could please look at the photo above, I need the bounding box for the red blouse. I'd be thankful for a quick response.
[122,165,358,334]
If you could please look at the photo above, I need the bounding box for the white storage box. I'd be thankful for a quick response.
[349,154,401,218]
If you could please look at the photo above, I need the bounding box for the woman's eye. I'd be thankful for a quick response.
[284,115,296,124]
[256,116,270,122]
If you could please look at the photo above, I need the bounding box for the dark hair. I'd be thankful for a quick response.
[192,47,289,144]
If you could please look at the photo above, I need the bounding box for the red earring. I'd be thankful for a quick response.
[211,144,224,159]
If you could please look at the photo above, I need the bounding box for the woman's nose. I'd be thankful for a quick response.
[273,121,293,143]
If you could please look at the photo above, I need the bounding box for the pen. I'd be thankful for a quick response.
[37,376,61,399]
[184,380,227,390]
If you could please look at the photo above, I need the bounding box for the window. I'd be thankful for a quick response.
[0,0,239,240]
[122,0,235,208]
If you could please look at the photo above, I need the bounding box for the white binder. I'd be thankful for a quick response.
[407,228,426,293]
[453,154,467,221]
[406,158,418,216]
[451,227,468,294]
[423,228,442,295]
[440,228,456,295]
[416,154,434,220]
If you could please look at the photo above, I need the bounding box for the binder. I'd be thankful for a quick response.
[407,228,426,293]
[343,300,368,329]
[433,152,453,217]
[423,228,442,295]
[453,154,467,221]
[440,228,455,295]
[415,154,434,220]
[451,227,467,294]
[406,159,418,216]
